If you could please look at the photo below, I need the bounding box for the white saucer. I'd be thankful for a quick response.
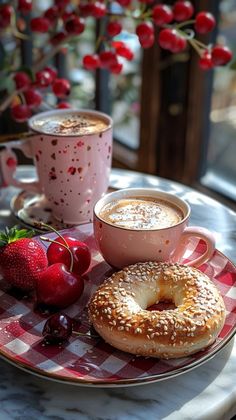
[10,191,75,232]
[10,187,117,232]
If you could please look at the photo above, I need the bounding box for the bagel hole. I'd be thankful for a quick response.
[148,300,176,311]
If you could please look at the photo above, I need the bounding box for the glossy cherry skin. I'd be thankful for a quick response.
[173,1,194,22]
[14,71,31,89]
[52,78,71,98]
[211,45,233,66]
[83,54,101,70]
[199,51,214,70]
[11,104,32,122]
[36,263,84,309]
[195,12,216,34]
[42,313,73,342]
[152,4,174,26]
[107,21,122,37]
[47,235,91,275]
[30,17,50,33]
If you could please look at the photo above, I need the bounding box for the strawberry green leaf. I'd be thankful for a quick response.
[0,225,35,246]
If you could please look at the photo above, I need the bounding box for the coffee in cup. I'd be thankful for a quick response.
[30,111,109,136]
[98,196,184,230]
[93,188,216,269]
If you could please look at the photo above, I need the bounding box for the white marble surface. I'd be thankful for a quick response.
[0,167,236,420]
[0,339,235,420]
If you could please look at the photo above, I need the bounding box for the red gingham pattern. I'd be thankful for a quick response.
[0,224,235,386]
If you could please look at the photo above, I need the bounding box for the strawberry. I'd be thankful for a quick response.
[0,226,48,291]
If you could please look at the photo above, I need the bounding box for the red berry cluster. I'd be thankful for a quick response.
[0,0,233,123]
[11,66,71,122]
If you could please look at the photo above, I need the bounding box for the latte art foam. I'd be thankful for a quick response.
[31,112,109,136]
[99,197,184,230]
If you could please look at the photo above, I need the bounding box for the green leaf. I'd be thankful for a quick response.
[0,76,14,94]
[0,225,35,246]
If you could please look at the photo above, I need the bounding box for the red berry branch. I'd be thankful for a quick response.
[0,0,233,123]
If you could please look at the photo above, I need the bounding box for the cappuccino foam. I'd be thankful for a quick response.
[31,112,109,136]
[99,197,184,230]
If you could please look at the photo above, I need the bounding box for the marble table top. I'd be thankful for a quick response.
[0,167,236,420]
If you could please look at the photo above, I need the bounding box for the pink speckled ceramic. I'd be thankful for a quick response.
[1,109,113,225]
[93,188,216,269]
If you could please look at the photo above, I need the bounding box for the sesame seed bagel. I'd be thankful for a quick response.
[88,262,226,359]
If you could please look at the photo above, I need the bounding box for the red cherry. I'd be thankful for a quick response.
[11,104,32,122]
[152,4,174,26]
[57,101,71,109]
[116,0,132,6]
[0,5,13,29]
[99,51,118,68]
[83,54,101,70]
[136,22,155,49]
[50,31,67,45]
[136,21,154,41]
[110,61,123,74]
[36,263,84,309]
[139,34,154,48]
[52,78,71,98]
[173,1,194,22]
[198,51,213,70]
[18,0,32,14]
[47,236,91,275]
[44,6,59,23]
[35,70,53,87]
[91,2,107,18]
[107,21,122,37]
[211,45,233,66]
[79,3,95,17]
[65,16,85,35]
[195,12,216,34]
[170,34,187,53]
[30,17,50,33]
[42,313,73,342]
[158,28,179,51]
[116,45,134,61]
[54,0,70,10]
[14,71,31,89]
[61,11,74,22]
[24,88,42,108]
[44,66,58,82]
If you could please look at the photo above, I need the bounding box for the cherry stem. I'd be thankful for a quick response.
[73,331,99,338]
[40,222,69,248]
[40,236,74,272]
[175,19,196,29]
[193,38,208,49]
[188,38,203,56]
[39,222,74,272]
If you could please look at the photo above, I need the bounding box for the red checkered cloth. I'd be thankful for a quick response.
[0,223,235,386]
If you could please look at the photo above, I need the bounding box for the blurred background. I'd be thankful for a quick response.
[0,0,235,210]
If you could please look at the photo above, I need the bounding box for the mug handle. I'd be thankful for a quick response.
[171,226,216,268]
[0,139,41,193]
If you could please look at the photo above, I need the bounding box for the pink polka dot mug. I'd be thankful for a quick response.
[94,187,216,269]
[1,109,113,225]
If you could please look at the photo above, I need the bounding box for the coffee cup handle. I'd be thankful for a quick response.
[0,139,41,193]
[171,226,216,268]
